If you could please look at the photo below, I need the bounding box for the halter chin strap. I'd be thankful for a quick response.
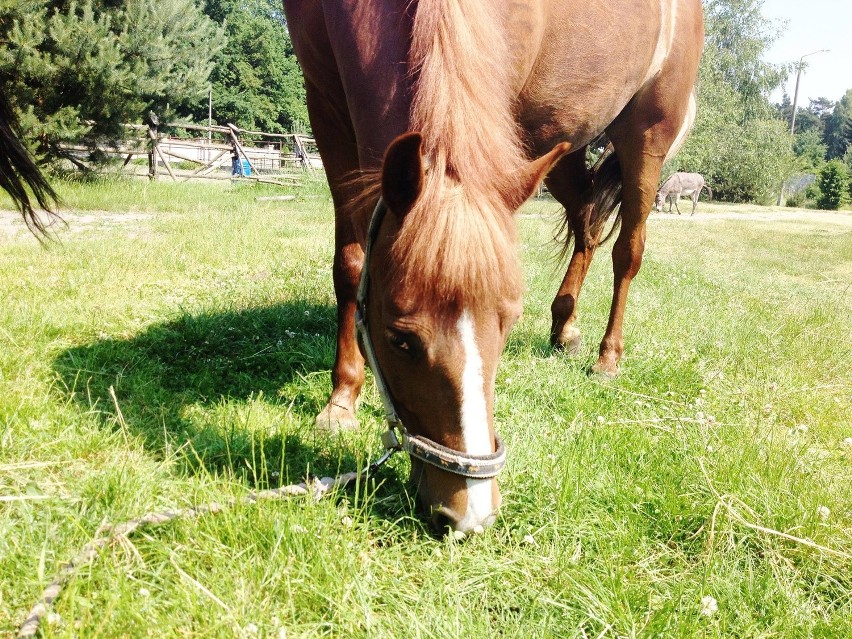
[355,198,507,480]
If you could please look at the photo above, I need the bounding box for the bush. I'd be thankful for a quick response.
[815,159,851,210]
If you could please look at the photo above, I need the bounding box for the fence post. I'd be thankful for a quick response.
[146,112,159,181]
[148,123,158,180]
[226,123,257,176]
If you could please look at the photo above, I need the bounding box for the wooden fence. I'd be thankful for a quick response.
[64,119,322,187]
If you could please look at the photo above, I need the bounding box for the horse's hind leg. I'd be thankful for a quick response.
[594,81,698,375]
[547,149,597,354]
[691,192,698,215]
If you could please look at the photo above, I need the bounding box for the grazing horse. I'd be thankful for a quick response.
[0,92,57,235]
[655,172,711,215]
[283,0,703,533]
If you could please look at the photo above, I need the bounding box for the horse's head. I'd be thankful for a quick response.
[654,191,665,212]
[360,133,569,534]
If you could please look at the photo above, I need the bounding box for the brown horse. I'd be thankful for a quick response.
[283,0,703,533]
[0,92,57,235]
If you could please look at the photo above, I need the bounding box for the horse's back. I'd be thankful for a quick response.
[519,0,703,152]
[285,0,703,162]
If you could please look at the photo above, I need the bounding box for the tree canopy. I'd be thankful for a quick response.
[671,0,793,203]
[189,0,307,133]
[0,0,223,161]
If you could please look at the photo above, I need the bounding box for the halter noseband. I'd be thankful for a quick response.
[355,198,507,480]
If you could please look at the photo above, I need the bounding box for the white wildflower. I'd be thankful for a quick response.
[700,595,718,616]
[244,622,259,636]
[139,587,151,598]
[522,534,537,546]
[817,505,830,521]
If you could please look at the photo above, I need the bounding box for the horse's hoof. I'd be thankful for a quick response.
[591,357,619,378]
[551,325,582,355]
[315,403,359,433]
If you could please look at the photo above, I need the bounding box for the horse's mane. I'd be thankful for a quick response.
[387,0,526,311]
[0,92,58,238]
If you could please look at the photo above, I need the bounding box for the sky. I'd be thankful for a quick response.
[761,0,852,105]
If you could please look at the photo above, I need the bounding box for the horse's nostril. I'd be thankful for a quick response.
[431,509,459,534]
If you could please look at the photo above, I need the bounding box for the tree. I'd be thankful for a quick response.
[671,1,793,202]
[792,129,827,173]
[703,0,787,122]
[192,0,308,133]
[824,89,852,159]
[814,159,850,210]
[0,0,222,162]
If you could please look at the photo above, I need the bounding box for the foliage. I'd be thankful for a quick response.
[0,0,223,162]
[673,46,793,203]
[702,0,787,122]
[792,129,828,173]
[825,89,852,160]
[814,159,850,210]
[191,0,308,133]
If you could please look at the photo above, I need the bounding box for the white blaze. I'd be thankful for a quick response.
[456,310,495,529]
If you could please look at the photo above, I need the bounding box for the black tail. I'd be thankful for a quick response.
[703,184,713,201]
[585,144,623,247]
[0,92,59,237]
[554,143,623,263]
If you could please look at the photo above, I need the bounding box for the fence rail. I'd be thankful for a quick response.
[64,118,323,187]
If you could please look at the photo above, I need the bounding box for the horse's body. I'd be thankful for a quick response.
[655,172,711,215]
[0,92,57,235]
[283,0,703,533]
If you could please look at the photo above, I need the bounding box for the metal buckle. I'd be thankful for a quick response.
[381,427,401,450]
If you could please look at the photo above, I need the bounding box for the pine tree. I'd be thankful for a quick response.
[0,0,223,162]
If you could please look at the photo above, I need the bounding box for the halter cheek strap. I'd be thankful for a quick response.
[355,198,507,480]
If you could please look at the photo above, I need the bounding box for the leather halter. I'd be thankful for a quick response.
[355,198,507,480]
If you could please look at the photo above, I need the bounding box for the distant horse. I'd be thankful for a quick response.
[0,92,57,235]
[283,0,703,533]
[655,172,711,215]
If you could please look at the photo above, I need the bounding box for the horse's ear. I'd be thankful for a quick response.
[508,142,573,210]
[382,132,424,217]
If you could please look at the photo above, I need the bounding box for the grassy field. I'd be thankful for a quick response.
[1,178,851,638]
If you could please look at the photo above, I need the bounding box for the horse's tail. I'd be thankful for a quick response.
[0,93,59,237]
[703,184,713,201]
[585,144,623,247]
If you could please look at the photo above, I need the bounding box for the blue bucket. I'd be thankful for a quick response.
[240,159,251,176]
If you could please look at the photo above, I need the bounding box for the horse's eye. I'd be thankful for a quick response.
[386,329,421,358]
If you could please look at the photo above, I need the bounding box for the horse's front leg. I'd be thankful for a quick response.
[302,81,366,432]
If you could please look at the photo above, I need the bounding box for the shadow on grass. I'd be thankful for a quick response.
[51,301,410,521]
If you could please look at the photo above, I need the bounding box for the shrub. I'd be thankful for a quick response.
[815,159,850,210]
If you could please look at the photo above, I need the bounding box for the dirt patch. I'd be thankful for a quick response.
[651,206,852,227]
[0,209,154,242]
[521,199,852,230]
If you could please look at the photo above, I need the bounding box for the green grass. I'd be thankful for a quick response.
[1,179,851,637]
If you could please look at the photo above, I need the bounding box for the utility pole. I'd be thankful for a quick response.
[777,49,829,206]
[790,49,829,135]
